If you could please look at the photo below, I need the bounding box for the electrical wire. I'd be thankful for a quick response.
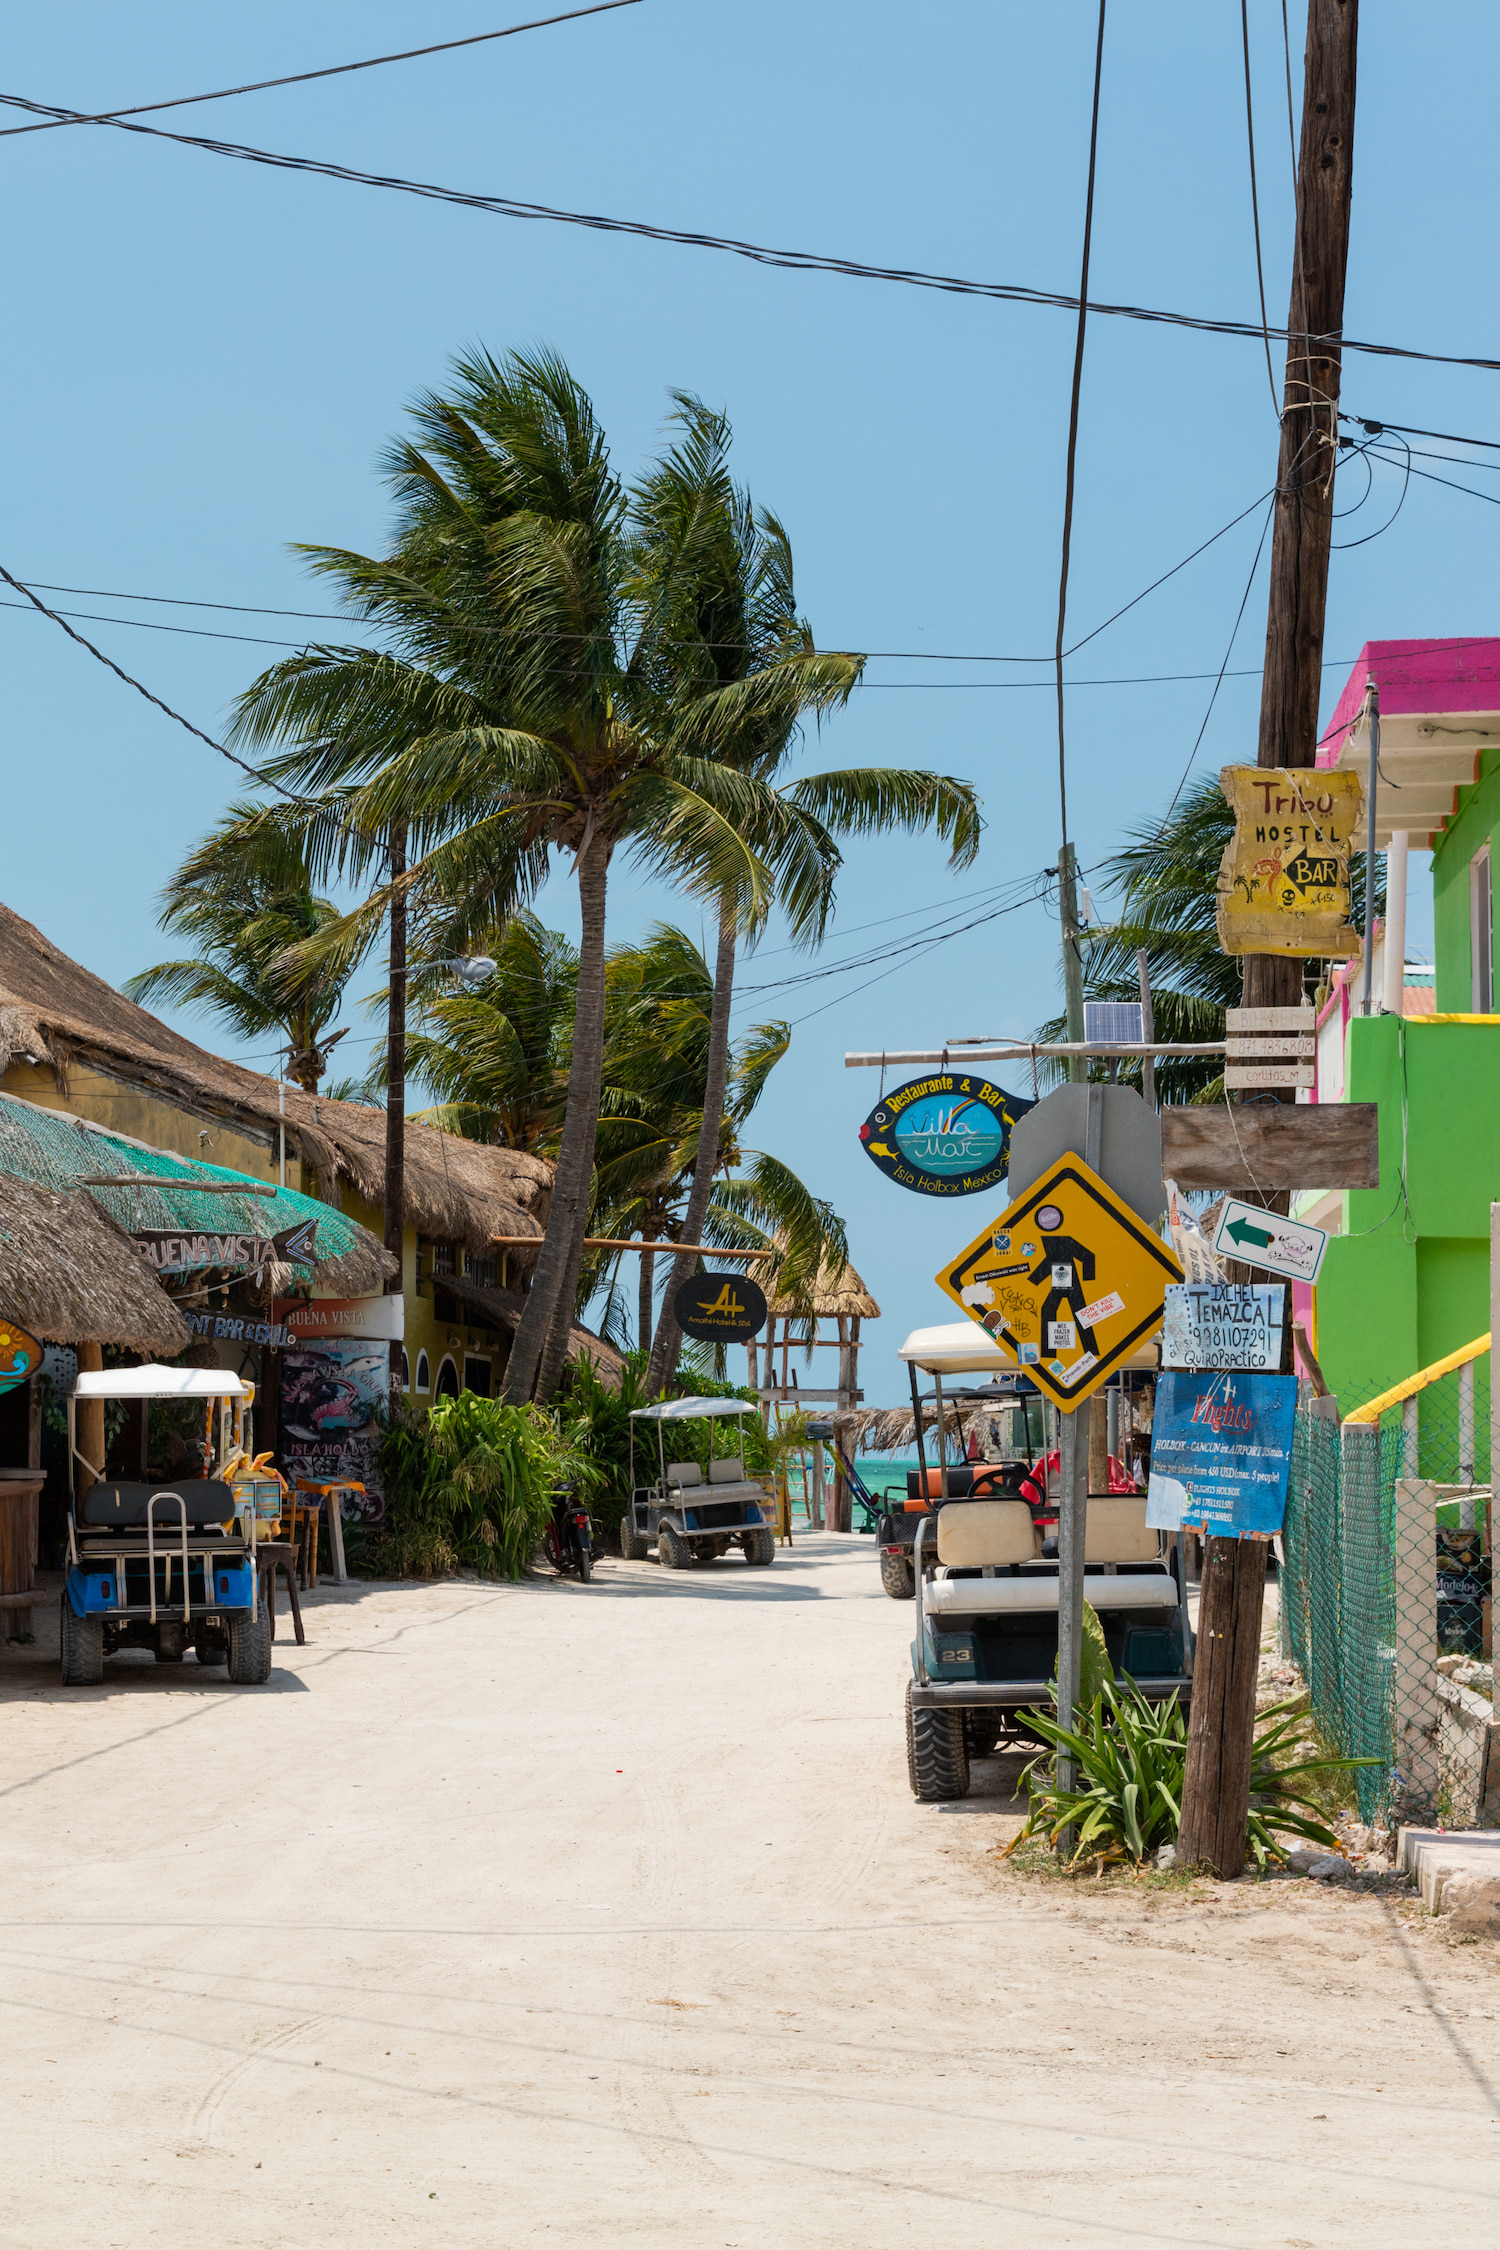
[0,4,642,138]
[1054,0,1108,861]
[784,877,1057,1029]
[1240,0,1280,417]
[1346,413,1500,454]
[1155,494,1275,831]
[6,82,1500,375]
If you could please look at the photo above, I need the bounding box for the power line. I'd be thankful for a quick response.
[7,85,1500,376]
[785,880,1056,1029]
[1053,0,1108,858]
[0,4,642,138]
[1155,494,1275,830]
[1345,413,1500,454]
[1240,0,1279,418]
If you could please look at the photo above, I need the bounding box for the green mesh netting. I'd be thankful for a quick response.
[0,1091,367,1276]
[1281,1366,1494,1829]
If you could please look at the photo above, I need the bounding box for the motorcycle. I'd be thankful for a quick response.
[544,1481,596,1583]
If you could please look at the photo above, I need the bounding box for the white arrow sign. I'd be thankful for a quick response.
[1211,1198,1328,1284]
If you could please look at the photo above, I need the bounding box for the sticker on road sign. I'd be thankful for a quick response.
[1210,1198,1328,1285]
[937,1153,1182,1409]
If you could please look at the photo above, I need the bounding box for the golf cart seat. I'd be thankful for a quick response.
[664,1461,701,1488]
[1084,1497,1160,1564]
[925,1571,1179,1615]
[708,1458,744,1483]
[935,1499,1038,1567]
[80,1480,236,1530]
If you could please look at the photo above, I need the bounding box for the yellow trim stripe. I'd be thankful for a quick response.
[1343,1331,1491,1424]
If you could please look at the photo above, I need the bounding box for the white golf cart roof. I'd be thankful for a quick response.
[73,1365,249,1401]
[629,1396,757,1422]
[897,1321,1159,1377]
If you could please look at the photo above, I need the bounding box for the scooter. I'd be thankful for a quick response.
[545,1482,596,1583]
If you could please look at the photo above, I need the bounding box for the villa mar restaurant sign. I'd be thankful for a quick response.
[860,1073,1034,1198]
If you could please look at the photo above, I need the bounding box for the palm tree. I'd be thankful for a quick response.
[631,397,982,1390]
[124,801,357,1090]
[1037,775,1384,1103]
[228,347,842,1406]
[586,922,846,1347]
[402,912,575,1155]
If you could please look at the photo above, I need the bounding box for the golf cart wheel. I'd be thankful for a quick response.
[657,1523,689,1570]
[965,1713,1004,1758]
[904,1680,970,1802]
[619,1515,648,1561]
[879,1549,915,1600]
[741,1527,775,1567]
[59,1597,104,1687]
[227,1614,273,1685]
[193,1631,227,1670]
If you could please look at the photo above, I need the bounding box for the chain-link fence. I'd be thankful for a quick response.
[1280,1357,1496,1830]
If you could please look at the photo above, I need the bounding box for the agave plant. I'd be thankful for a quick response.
[1005,1670,1379,1873]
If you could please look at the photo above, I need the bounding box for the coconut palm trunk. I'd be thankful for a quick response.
[506,828,614,1403]
[645,902,737,1392]
[383,821,408,1394]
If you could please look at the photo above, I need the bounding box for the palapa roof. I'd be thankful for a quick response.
[0,901,551,1255]
[0,1172,191,1354]
[439,1271,625,1392]
[765,1246,879,1321]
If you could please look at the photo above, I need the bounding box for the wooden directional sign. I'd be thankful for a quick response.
[1211,1198,1328,1285]
[1224,1063,1315,1089]
[936,1153,1182,1409]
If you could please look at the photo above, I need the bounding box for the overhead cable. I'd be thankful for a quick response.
[0,3,642,138]
[4,86,1500,375]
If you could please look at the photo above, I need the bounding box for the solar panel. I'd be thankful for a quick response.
[1082,1001,1144,1044]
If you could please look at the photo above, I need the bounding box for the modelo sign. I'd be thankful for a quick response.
[673,1273,767,1344]
[859,1072,1034,1198]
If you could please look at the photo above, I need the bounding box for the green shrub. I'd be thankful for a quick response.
[362,1394,584,1580]
[1006,1658,1379,1873]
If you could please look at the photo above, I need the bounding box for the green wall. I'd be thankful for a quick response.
[1431,748,1500,1012]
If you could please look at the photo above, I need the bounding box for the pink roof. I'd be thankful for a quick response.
[1319,637,1500,764]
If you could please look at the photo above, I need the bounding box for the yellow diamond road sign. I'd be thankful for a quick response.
[935,1153,1183,1409]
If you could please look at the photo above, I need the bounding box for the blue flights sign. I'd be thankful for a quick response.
[859,1073,1034,1198]
[1145,1369,1298,1539]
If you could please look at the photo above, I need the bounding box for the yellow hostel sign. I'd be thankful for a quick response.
[1215,765,1363,959]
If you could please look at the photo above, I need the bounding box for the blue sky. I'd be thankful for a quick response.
[3,2,1496,1402]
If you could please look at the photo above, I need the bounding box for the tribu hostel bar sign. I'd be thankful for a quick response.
[1215,765,1362,959]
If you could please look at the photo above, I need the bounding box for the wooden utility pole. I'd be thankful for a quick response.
[383,819,408,1403]
[1180,0,1359,1878]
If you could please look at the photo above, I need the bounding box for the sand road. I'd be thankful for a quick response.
[2,1533,1497,2248]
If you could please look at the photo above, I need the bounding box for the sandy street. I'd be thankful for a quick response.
[2,1534,1497,2250]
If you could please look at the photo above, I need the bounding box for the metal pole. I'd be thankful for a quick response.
[908,1360,929,1494]
[1056,1403,1089,1808]
[1136,950,1157,1111]
[1361,681,1381,1016]
[933,1373,949,1500]
[1058,843,1087,1085]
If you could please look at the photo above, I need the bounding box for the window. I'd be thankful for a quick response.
[463,1355,492,1397]
[466,1254,497,1289]
[434,1288,458,1325]
[1472,845,1493,1012]
[415,1350,430,1394]
[435,1356,459,1400]
[432,1240,456,1277]
[401,1349,410,1393]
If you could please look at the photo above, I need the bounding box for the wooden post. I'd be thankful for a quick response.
[384,819,408,1405]
[1177,1536,1269,1874]
[1181,0,1361,1873]
[74,1341,104,1501]
[832,1314,851,1533]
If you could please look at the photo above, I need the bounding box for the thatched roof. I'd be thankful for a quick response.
[0,1172,191,1353]
[439,1272,625,1392]
[829,1400,998,1452]
[0,901,551,1256]
[766,1246,879,1321]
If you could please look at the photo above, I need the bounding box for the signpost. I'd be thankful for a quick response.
[935,1153,1182,1410]
[1224,1003,1317,1092]
[858,1072,1033,1198]
[672,1272,767,1345]
[1146,1369,1299,1540]
[1161,1283,1286,1372]
[1214,766,1363,959]
[1211,1198,1328,1285]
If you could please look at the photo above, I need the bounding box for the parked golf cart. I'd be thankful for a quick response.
[61,1364,273,1686]
[621,1397,776,1567]
[875,1325,1048,1599]
[904,1486,1193,1801]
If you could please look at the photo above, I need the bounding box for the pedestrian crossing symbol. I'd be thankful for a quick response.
[935,1153,1183,1408]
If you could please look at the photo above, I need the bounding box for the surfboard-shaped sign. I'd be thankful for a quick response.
[859,1073,1034,1199]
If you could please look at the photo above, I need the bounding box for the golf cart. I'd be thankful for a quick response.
[621,1397,776,1568]
[61,1365,272,1686]
[889,1324,1193,1800]
[875,1324,1050,1599]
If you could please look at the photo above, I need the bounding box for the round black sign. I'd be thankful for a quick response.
[673,1272,768,1344]
[859,1072,1034,1198]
